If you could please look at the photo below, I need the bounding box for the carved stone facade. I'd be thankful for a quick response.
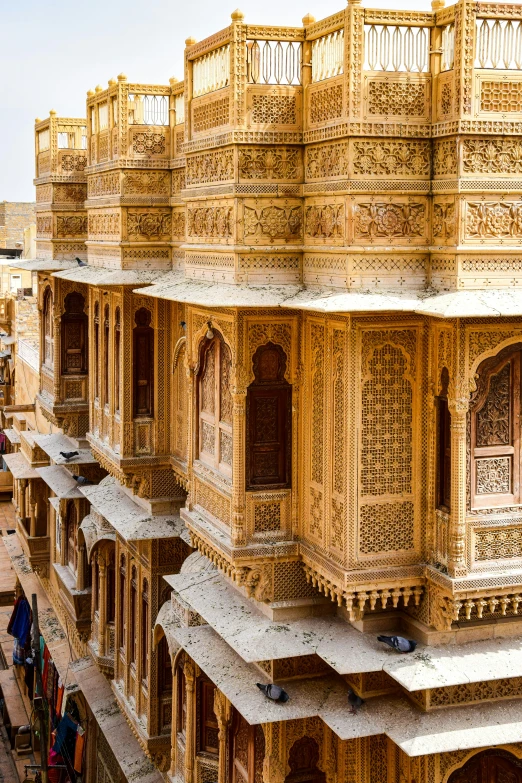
[16,2,522,783]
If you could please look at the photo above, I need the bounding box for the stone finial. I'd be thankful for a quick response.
[95,85,103,93]
[231,8,244,20]
[302,13,316,25]
[170,76,179,86]
[49,109,57,116]
[108,77,117,86]
[185,37,197,46]
[431,0,445,9]
[35,118,41,124]
[117,73,127,81]
[347,0,362,5]
[87,90,95,97]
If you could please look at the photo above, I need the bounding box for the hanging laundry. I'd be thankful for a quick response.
[7,596,22,635]
[74,726,85,773]
[8,596,31,642]
[55,679,64,716]
[24,656,34,700]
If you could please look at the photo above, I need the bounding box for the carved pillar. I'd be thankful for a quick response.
[98,557,107,657]
[77,543,86,591]
[170,652,179,778]
[448,404,468,577]
[231,391,246,546]
[29,480,37,537]
[53,313,62,403]
[60,504,67,567]
[19,479,27,525]
[214,689,232,783]
[184,658,196,783]
[186,366,195,511]
[91,553,97,624]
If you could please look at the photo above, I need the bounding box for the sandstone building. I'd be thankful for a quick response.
[0,201,36,253]
[4,0,522,781]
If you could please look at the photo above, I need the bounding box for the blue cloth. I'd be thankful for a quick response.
[52,713,77,758]
[12,638,25,665]
[9,598,31,643]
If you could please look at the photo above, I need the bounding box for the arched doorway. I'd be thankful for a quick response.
[285,737,325,783]
[448,749,522,783]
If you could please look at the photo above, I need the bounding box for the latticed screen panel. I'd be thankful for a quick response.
[358,333,418,561]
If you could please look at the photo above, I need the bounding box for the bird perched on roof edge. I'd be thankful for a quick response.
[256,683,289,703]
[72,475,91,485]
[377,635,417,653]
[60,451,79,460]
[348,689,364,714]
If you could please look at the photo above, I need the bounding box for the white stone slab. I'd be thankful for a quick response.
[52,266,170,286]
[166,569,522,692]
[80,479,183,541]
[3,451,40,479]
[165,571,390,670]
[33,434,97,465]
[8,258,77,272]
[3,429,20,444]
[36,465,83,499]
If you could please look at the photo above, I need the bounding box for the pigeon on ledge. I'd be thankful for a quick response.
[348,689,364,714]
[377,635,417,653]
[60,451,79,460]
[256,683,289,703]
[72,475,91,485]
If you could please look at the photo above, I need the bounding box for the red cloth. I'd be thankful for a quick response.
[42,646,51,695]
[48,748,64,783]
[74,731,85,773]
[56,683,64,716]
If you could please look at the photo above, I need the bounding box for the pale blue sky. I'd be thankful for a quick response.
[1,0,433,202]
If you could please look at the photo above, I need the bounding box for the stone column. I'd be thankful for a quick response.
[448,404,468,577]
[19,479,27,525]
[60,505,67,567]
[170,653,179,779]
[214,689,231,783]
[77,543,86,591]
[91,553,97,624]
[231,391,246,546]
[29,480,37,537]
[98,557,107,657]
[184,659,196,783]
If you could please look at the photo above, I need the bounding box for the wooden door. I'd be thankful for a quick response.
[448,751,522,783]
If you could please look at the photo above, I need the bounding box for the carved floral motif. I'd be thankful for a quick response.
[354,202,425,240]
[244,205,302,241]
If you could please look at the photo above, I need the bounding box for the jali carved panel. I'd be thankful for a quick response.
[366,79,427,118]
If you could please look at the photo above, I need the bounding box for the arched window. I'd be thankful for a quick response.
[246,342,291,490]
[133,308,154,418]
[114,307,121,414]
[198,331,232,476]
[107,554,115,623]
[61,292,88,375]
[471,346,522,509]
[230,709,265,783]
[103,304,110,406]
[94,302,100,399]
[118,554,126,650]
[158,635,172,695]
[199,679,218,756]
[43,287,53,368]
[437,367,451,510]
[141,579,149,685]
[66,503,78,573]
